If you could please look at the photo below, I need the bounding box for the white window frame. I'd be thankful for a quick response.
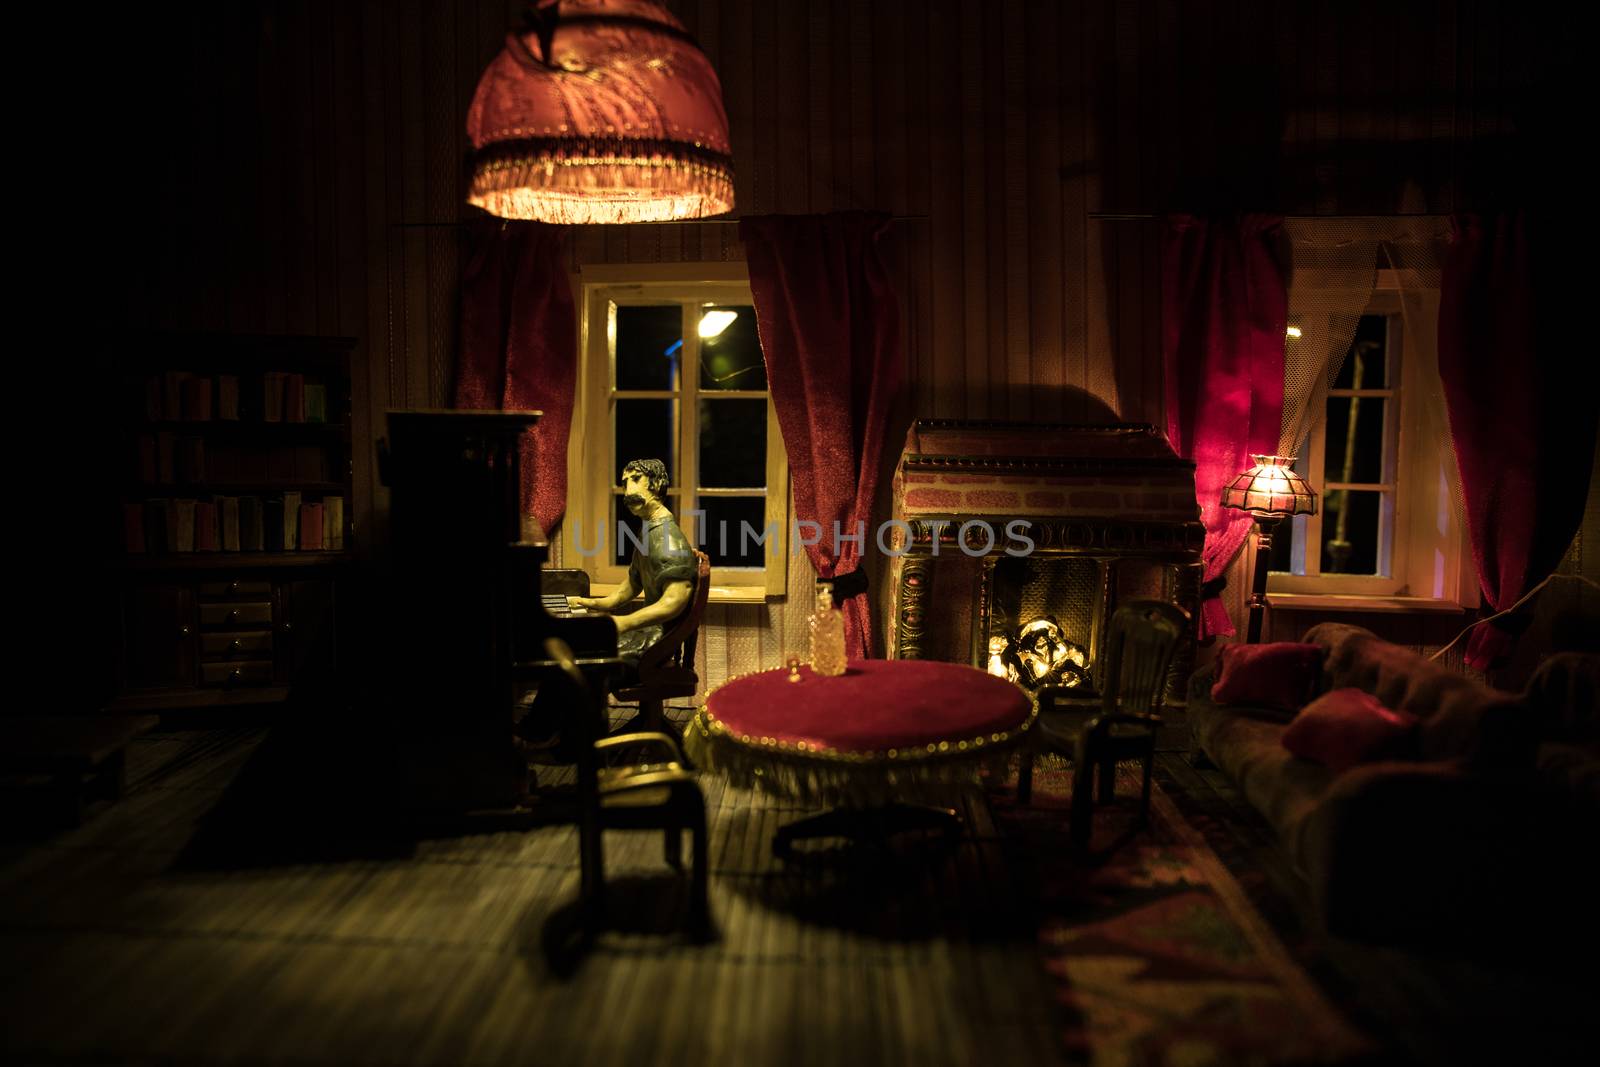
[568,263,789,603]
[1268,271,1476,609]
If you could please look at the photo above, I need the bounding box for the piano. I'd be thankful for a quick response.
[378,410,619,810]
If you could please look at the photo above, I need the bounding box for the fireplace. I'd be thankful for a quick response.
[885,421,1204,704]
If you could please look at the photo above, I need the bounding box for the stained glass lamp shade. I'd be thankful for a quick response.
[1220,455,1318,643]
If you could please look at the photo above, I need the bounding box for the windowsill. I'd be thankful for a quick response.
[588,582,773,605]
[1265,593,1470,614]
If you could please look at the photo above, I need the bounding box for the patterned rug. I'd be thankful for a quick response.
[987,759,1373,1067]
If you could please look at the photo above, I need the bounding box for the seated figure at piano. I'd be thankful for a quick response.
[519,457,696,745]
[569,458,697,663]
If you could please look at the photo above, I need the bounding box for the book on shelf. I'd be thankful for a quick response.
[123,503,146,554]
[323,495,344,551]
[194,501,219,552]
[262,371,286,423]
[217,375,240,421]
[219,496,240,552]
[299,502,325,551]
[284,373,305,424]
[162,372,189,422]
[282,491,302,550]
[304,383,327,423]
[262,497,284,551]
[156,432,176,484]
[181,375,212,421]
[292,445,327,480]
[177,436,206,483]
[239,495,264,551]
[169,499,196,553]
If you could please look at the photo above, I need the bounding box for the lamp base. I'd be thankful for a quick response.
[1246,515,1284,644]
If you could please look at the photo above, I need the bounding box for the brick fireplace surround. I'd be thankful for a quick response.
[886,420,1205,703]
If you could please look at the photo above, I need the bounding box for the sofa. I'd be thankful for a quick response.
[1187,622,1598,946]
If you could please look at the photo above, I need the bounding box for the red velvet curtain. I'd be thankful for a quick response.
[455,220,577,537]
[1161,214,1289,640]
[1438,212,1597,669]
[741,212,904,660]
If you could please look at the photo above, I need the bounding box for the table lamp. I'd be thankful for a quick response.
[1221,454,1318,644]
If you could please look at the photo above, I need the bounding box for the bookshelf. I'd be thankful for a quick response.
[106,334,354,712]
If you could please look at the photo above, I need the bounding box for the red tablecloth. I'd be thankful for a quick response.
[704,659,1031,755]
[685,659,1035,803]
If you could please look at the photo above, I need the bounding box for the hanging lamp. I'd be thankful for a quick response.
[466,0,735,224]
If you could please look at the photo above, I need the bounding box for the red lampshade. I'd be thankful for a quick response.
[1220,455,1318,516]
[467,0,735,224]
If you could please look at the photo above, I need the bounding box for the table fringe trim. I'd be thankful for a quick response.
[683,709,1034,807]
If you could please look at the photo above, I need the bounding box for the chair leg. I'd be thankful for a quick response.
[641,697,665,733]
[664,825,682,869]
[1098,756,1116,803]
[1069,747,1095,846]
[688,806,711,940]
[1016,748,1034,806]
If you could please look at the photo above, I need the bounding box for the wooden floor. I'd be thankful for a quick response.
[2,710,1587,1066]
[1,719,1065,1067]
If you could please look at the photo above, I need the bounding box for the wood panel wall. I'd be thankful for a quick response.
[105,0,1587,696]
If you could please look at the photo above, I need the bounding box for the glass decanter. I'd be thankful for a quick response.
[808,584,847,677]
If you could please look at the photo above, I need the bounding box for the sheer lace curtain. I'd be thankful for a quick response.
[1279,218,1464,510]
[1227,218,1467,619]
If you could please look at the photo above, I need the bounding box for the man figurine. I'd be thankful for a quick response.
[515,458,695,751]
[567,458,697,664]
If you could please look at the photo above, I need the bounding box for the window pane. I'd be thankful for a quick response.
[615,305,682,391]
[1323,397,1386,484]
[695,496,770,567]
[1321,489,1385,575]
[1267,516,1295,573]
[1332,315,1388,388]
[611,491,682,566]
[698,398,767,488]
[697,305,765,390]
[614,398,678,487]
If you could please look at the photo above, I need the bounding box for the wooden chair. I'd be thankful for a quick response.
[1014,600,1190,846]
[612,549,711,734]
[542,638,712,941]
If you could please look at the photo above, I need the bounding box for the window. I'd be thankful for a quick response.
[567,264,788,601]
[1267,274,1476,605]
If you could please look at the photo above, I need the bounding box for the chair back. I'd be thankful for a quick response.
[636,549,712,674]
[1095,600,1192,719]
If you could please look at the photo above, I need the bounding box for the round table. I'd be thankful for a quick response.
[683,659,1034,856]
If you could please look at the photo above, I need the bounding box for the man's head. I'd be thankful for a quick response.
[621,458,670,516]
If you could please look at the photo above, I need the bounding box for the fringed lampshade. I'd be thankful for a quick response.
[467,0,735,224]
[1220,455,1318,644]
[1221,455,1318,517]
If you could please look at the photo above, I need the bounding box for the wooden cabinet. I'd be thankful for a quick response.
[106,335,354,712]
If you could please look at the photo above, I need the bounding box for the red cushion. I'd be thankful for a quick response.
[1282,687,1420,773]
[1210,642,1324,710]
